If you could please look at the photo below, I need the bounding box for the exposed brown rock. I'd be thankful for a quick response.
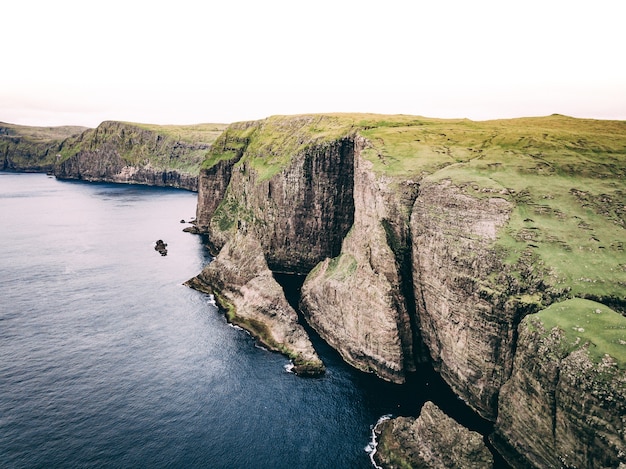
[492,318,626,469]
[197,124,355,273]
[185,231,324,376]
[411,179,516,419]
[374,401,494,468]
[301,152,418,383]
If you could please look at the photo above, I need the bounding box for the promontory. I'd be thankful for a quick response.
[186,113,625,468]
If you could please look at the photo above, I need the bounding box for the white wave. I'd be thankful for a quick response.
[365,414,393,469]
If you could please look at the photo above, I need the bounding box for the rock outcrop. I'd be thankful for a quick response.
[374,401,494,468]
[154,240,168,256]
[301,150,420,383]
[185,231,324,376]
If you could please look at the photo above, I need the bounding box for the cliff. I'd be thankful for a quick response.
[0,122,87,172]
[301,145,420,383]
[493,299,626,468]
[194,117,355,270]
[187,113,626,466]
[54,121,226,191]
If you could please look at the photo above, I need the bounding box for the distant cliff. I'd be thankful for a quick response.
[54,121,227,191]
[0,122,87,172]
[187,113,626,467]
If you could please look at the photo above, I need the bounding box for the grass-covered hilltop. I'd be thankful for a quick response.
[2,121,227,190]
[189,112,626,468]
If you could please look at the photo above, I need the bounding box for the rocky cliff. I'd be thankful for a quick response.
[301,147,420,383]
[411,180,528,419]
[195,117,355,271]
[492,299,626,469]
[0,122,87,172]
[54,121,226,191]
[187,113,626,467]
[185,231,324,376]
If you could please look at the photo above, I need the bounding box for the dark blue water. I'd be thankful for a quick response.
[0,172,499,469]
[0,173,412,468]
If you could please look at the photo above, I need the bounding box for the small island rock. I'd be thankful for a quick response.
[154,239,168,256]
[374,401,494,469]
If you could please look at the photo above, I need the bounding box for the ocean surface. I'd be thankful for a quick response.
[0,172,491,468]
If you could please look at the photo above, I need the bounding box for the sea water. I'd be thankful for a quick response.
[0,172,492,468]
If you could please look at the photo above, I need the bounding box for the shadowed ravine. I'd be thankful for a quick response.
[272,272,511,468]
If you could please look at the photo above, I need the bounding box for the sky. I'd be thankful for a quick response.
[2,0,625,127]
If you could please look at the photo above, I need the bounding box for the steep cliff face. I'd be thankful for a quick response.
[410,179,516,419]
[493,299,626,468]
[196,117,356,272]
[189,115,358,372]
[194,116,422,383]
[0,122,87,172]
[188,113,626,467]
[300,150,420,383]
[54,121,225,191]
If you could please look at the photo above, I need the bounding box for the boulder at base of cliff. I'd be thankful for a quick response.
[374,401,494,469]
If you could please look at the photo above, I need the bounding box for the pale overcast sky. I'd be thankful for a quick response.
[2,0,625,127]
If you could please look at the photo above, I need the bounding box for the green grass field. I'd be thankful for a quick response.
[531,298,626,368]
[357,114,626,301]
[129,122,227,144]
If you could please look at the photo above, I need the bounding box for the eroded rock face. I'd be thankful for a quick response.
[374,401,494,468]
[198,135,355,273]
[187,115,625,467]
[185,232,323,376]
[411,179,514,419]
[492,318,626,469]
[300,153,419,383]
[54,121,207,191]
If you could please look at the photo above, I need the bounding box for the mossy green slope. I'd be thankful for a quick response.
[390,115,626,302]
[528,298,626,368]
[202,114,357,179]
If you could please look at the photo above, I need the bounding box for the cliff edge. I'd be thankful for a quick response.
[187,113,626,467]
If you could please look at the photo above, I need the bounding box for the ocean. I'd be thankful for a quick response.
[0,172,493,468]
